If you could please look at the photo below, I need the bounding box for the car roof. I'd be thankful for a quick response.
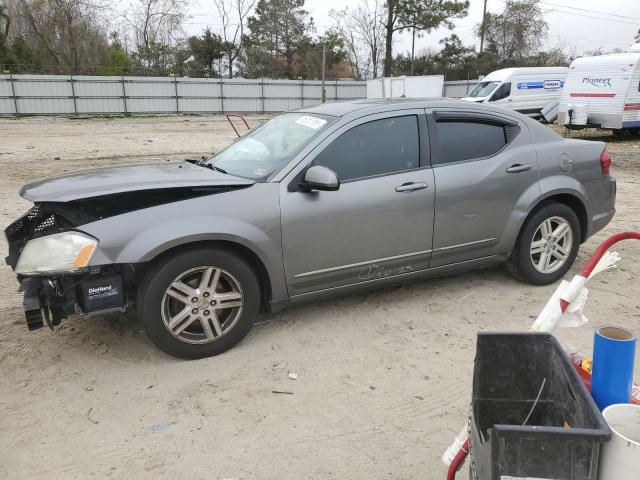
[294,97,525,119]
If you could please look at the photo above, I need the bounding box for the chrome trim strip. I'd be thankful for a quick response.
[293,250,432,278]
[290,255,501,298]
[433,238,497,252]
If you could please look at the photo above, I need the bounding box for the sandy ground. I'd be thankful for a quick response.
[0,115,639,480]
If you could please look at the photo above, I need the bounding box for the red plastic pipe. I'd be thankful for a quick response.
[446,438,470,480]
[560,231,640,312]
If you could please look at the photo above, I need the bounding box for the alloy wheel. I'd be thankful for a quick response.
[160,266,244,344]
[529,216,573,274]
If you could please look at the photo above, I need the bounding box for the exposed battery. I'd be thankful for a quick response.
[77,274,125,314]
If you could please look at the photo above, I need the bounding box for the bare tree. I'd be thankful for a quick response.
[330,0,385,79]
[479,0,548,66]
[123,0,190,72]
[6,0,110,73]
[212,0,255,77]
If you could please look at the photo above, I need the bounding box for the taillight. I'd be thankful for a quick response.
[600,148,612,175]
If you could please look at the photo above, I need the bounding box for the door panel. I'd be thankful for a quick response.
[281,171,435,295]
[429,111,540,267]
[279,110,435,296]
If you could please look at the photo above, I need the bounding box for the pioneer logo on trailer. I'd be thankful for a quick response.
[582,76,612,87]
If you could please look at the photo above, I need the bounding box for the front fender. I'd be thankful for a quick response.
[111,216,274,266]
[79,184,288,305]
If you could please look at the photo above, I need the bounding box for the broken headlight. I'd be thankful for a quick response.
[16,231,98,275]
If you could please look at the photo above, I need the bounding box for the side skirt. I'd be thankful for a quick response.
[287,254,508,306]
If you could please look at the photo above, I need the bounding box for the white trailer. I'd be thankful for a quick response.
[558,44,640,134]
[366,75,445,99]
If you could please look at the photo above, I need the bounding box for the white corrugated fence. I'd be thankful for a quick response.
[0,75,478,115]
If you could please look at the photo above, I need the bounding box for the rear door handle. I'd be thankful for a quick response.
[506,164,533,173]
[395,182,427,193]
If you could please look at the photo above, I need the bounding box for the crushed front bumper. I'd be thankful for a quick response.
[19,272,127,331]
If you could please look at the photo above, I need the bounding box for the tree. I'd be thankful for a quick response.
[245,0,312,78]
[2,0,110,73]
[212,0,256,77]
[296,32,346,79]
[393,34,476,79]
[123,0,190,74]
[635,28,639,43]
[186,28,226,77]
[382,0,469,76]
[479,0,548,67]
[96,33,130,75]
[330,0,385,79]
[0,4,11,68]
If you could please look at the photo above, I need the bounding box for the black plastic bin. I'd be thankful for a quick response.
[469,332,611,480]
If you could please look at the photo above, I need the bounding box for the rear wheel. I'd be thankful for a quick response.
[507,203,580,285]
[138,247,260,359]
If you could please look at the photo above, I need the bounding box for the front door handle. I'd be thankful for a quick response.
[395,182,427,193]
[506,164,532,173]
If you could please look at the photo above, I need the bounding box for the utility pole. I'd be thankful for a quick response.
[321,43,326,102]
[410,27,416,75]
[479,0,488,54]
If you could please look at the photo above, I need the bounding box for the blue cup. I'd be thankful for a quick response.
[591,326,637,411]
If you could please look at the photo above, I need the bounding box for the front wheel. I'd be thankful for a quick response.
[138,247,261,359]
[507,203,581,285]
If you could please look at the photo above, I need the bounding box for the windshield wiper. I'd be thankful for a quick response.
[208,164,228,174]
[194,160,228,174]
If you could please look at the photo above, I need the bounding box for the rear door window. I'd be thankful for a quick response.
[314,115,419,181]
[433,120,507,164]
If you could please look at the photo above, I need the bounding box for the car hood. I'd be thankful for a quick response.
[20,161,255,202]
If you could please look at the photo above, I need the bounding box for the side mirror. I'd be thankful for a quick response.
[302,165,340,191]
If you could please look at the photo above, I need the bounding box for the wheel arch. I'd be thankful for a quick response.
[523,192,589,243]
[138,240,274,313]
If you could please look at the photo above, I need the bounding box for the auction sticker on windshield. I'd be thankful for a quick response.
[295,115,327,130]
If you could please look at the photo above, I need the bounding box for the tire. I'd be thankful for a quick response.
[507,202,581,285]
[137,247,261,359]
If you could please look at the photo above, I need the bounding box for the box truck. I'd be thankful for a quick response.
[461,67,568,117]
[558,44,640,135]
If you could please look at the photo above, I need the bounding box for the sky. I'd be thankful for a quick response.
[120,0,640,57]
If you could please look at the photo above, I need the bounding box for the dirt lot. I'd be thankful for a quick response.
[0,115,639,480]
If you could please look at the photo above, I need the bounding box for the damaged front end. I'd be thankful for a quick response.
[6,202,128,331]
[6,159,255,333]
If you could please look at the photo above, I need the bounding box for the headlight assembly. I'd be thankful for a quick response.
[16,232,98,275]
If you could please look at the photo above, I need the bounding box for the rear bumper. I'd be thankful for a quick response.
[587,176,617,239]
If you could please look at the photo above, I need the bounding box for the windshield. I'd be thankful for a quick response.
[203,113,333,179]
[467,81,500,98]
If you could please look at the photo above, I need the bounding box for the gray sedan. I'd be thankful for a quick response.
[5,99,616,358]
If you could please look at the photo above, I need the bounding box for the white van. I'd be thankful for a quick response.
[461,67,568,117]
[558,45,640,134]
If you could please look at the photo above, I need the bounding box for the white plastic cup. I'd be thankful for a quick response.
[598,403,640,480]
